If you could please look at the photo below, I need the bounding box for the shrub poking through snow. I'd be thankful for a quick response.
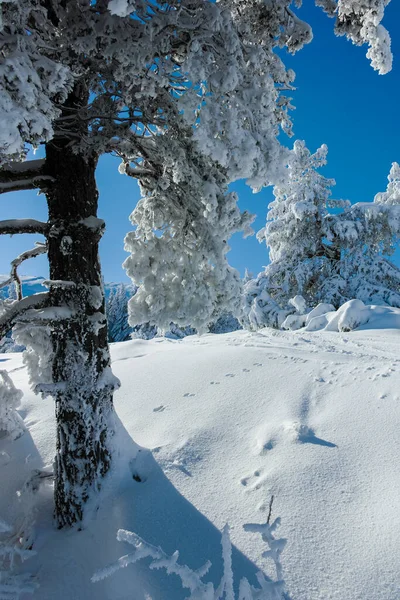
[0,371,24,440]
[93,508,287,599]
[0,518,37,599]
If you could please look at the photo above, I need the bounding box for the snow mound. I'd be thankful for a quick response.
[283,299,400,333]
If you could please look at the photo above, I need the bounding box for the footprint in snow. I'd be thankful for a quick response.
[225,373,235,378]
[240,469,264,490]
[242,368,250,373]
[183,393,196,398]
[210,381,220,385]
[253,362,263,367]
[153,405,166,413]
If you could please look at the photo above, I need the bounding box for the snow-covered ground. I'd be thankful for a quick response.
[1,321,400,599]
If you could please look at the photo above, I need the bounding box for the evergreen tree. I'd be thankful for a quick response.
[244,154,400,330]
[243,141,348,328]
[326,163,400,306]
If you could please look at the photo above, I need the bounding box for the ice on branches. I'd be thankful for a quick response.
[93,517,287,600]
[0,371,24,440]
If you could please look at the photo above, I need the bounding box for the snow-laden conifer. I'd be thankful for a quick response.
[245,155,400,329]
[243,141,348,328]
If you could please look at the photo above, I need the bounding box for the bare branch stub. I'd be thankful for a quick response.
[0,159,54,195]
[10,243,48,301]
[0,219,49,236]
[267,495,274,524]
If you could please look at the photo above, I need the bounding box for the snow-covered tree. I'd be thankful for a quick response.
[243,141,349,328]
[245,156,400,329]
[325,163,400,306]
[0,0,393,526]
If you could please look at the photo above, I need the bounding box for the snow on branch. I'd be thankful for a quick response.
[0,243,48,302]
[0,293,49,341]
[93,509,288,599]
[0,220,49,236]
[0,160,54,195]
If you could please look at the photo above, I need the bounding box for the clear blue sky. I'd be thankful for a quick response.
[1,2,399,283]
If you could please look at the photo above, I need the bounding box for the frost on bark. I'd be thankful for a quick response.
[44,86,119,528]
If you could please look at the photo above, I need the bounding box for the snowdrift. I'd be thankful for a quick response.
[282,299,400,333]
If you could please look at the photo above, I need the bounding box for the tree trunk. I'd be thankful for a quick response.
[44,84,119,528]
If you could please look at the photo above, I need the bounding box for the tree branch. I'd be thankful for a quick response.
[0,219,49,235]
[10,243,48,301]
[0,159,54,194]
[0,293,49,340]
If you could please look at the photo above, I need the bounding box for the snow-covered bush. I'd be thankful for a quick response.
[281,299,398,333]
[0,371,24,440]
[93,516,287,599]
[0,518,37,599]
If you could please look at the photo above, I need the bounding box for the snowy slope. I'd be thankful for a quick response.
[1,324,400,599]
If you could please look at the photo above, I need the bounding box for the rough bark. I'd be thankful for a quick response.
[44,84,118,528]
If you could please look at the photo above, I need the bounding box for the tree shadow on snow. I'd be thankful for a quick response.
[23,413,275,600]
[89,413,271,600]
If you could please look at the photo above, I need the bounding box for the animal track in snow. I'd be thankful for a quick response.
[183,392,196,398]
[225,373,235,378]
[253,362,263,367]
[242,368,250,372]
[259,439,275,455]
[210,381,220,385]
[240,469,266,491]
[153,405,166,413]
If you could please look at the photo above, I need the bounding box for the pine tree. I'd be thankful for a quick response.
[326,163,400,306]
[244,155,400,330]
[243,141,348,328]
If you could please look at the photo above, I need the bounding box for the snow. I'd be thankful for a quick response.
[1,318,400,599]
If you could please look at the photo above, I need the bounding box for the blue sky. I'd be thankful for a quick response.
[1,2,399,283]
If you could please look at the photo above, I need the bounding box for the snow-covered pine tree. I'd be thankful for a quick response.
[0,0,393,526]
[243,141,349,328]
[325,163,400,306]
[245,156,400,330]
